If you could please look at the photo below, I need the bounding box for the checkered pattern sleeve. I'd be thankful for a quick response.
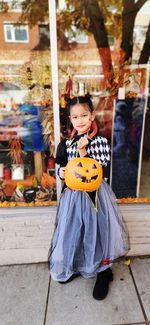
[87,136,111,166]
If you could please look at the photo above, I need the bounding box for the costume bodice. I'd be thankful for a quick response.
[66,135,110,167]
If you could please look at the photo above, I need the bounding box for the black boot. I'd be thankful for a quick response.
[93,268,113,300]
[58,274,80,284]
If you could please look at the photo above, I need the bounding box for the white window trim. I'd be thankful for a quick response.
[48,0,61,199]
[4,23,29,43]
[38,22,49,26]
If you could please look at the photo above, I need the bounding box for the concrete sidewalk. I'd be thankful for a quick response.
[0,258,150,325]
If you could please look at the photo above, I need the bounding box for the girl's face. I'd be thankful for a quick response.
[70,103,95,135]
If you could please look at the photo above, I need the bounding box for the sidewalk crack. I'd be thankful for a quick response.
[129,265,149,325]
[43,274,51,325]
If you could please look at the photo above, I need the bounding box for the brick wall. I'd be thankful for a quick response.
[0,12,39,51]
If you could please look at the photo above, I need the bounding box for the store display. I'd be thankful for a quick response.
[0,95,56,204]
[48,157,55,169]
[23,187,38,203]
[4,167,11,180]
[11,164,24,180]
[0,54,148,207]
[0,179,6,200]
[19,104,44,152]
[41,109,55,155]
[0,163,4,178]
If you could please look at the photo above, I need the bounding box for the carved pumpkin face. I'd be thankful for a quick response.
[65,157,103,192]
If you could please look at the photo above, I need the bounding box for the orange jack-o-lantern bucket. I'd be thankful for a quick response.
[65,157,103,192]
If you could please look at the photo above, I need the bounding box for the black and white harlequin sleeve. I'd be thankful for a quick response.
[87,136,111,166]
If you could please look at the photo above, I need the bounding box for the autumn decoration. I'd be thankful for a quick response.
[41,109,55,156]
[8,138,23,164]
[118,198,150,204]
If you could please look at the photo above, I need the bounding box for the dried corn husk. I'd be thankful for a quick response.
[8,138,23,164]
[41,109,55,156]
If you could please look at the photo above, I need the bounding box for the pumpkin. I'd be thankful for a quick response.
[65,157,103,192]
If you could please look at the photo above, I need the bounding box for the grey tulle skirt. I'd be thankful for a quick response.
[49,181,129,282]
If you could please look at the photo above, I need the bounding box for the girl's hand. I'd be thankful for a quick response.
[78,135,89,157]
[59,167,66,180]
[78,135,89,149]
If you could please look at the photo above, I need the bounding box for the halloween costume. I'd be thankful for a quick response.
[49,133,129,282]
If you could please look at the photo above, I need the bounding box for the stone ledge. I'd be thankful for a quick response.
[0,203,150,265]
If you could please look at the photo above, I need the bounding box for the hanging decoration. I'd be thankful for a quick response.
[8,138,23,164]
[42,65,51,89]
[41,108,55,156]
[66,75,73,97]
[19,52,52,102]
[26,67,35,90]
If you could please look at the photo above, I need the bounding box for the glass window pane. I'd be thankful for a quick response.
[6,26,12,40]
[0,3,56,206]
[15,27,27,41]
[57,0,150,201]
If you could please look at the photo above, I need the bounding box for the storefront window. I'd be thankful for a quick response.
[0,0,150,208]
[56,0,150,201]
[0,2,56,207]
[0,71,56,206]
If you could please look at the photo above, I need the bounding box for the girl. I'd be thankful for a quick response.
[49,94,129,300]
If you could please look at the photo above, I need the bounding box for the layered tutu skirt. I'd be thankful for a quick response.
[49,181,129,282]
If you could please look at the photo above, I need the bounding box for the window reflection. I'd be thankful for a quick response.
[0,82,56,205]
[0,0,149,206]
[139,96,150,198]
[111,98,145,198]
[56,1,150,201]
